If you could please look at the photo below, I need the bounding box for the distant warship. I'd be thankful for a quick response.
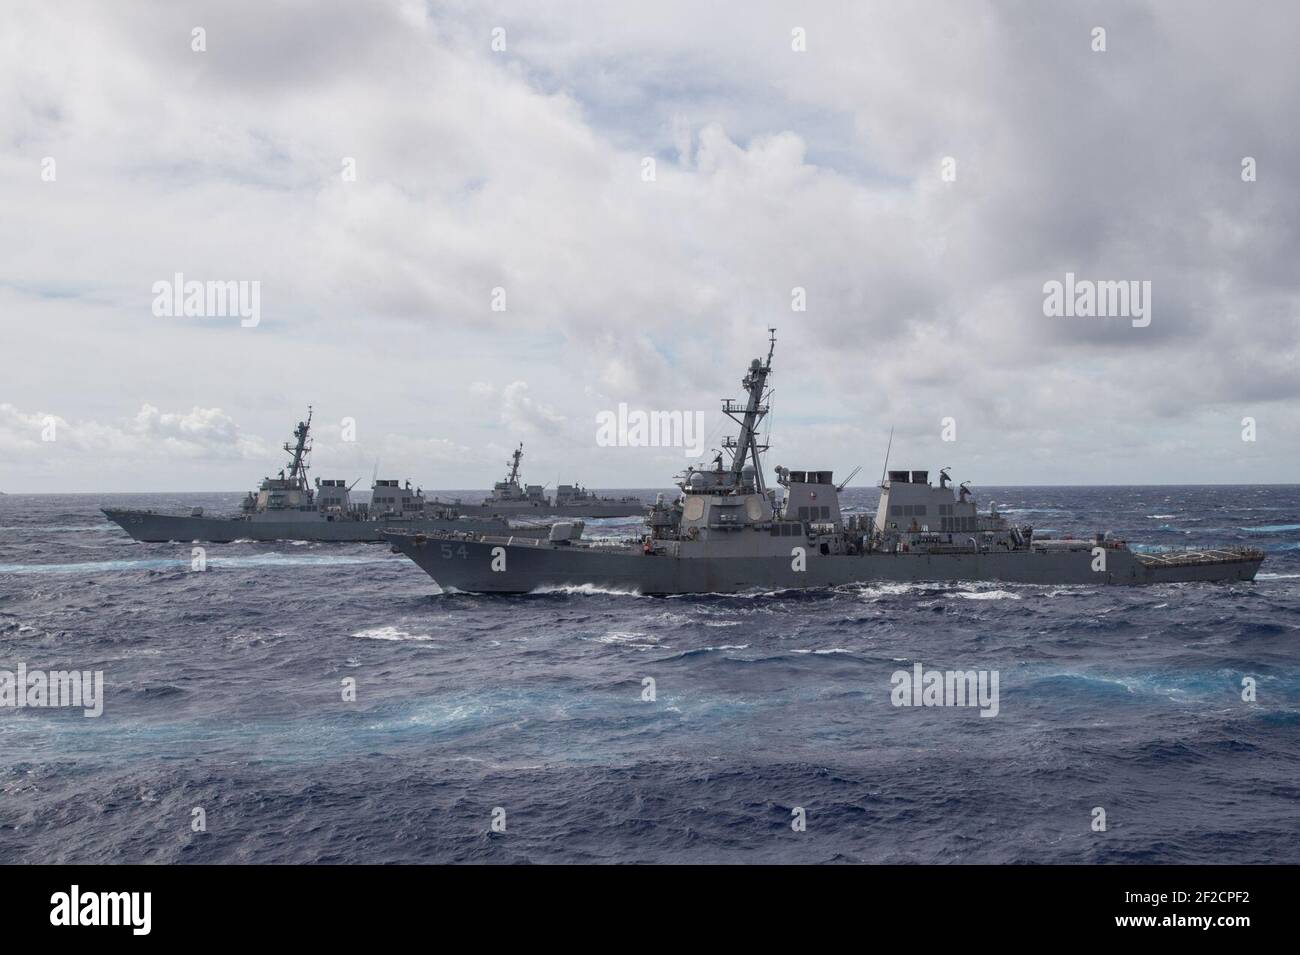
[103,410,546,543]
[387,332,1264,593]
[464,444,646,518]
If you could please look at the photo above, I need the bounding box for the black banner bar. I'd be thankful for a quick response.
[3,863,1285,940]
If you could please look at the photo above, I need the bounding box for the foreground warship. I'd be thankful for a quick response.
[387,333,1264,593]
[103,411,545,543]
[465,444,645,518]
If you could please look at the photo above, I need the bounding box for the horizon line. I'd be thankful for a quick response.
[3,482,1300,496]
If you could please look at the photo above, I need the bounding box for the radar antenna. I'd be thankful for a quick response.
[283,406,313,490]
[719,329,776,495]
[877,426,894,488]
[505,443,524,486]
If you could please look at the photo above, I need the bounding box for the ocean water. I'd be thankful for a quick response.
[1,486,1298,864]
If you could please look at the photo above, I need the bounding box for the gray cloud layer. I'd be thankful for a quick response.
[1,0,1296,491]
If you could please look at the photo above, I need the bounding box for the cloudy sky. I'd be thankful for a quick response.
[1,0,1297,492]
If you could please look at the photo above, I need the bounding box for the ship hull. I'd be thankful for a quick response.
[468,502,646,519]
[102,509,545,543]
[387,535,1263,594]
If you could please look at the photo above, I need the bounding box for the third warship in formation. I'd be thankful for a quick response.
[102,410,546,543]
[463,444,646,518]
[386,332,1264,593]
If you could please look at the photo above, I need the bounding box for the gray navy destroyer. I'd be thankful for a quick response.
[103,410,546,543]
[387,332,1264,593]
[460,444,645,518]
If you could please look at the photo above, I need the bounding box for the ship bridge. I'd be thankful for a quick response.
[249,408,316,512]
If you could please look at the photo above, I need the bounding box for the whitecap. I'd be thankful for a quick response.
[595,631,659,645]
[950,589,1022,601]
[352,626,434,642]
[530,583,644,597]
[850,582,929,599]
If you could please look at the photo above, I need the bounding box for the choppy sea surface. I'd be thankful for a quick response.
[1,486,1298,864]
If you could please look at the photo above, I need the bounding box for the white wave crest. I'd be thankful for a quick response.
[352,626,434,642]
[950,589,1022,601]
[530,583,645,597]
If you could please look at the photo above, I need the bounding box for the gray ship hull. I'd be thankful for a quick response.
[387,534,1264,594]
[468,501,646,519]
[103,508,546,544]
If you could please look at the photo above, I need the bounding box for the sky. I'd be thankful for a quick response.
[1,0,1297,492]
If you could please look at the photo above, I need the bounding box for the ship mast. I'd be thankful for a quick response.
[284,406,312,490]
[505,444,523,486]
[721,328,775,495]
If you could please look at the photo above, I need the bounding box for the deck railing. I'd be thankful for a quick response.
[1135,547,1264,567]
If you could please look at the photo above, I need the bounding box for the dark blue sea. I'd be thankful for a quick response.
[1,486,1297,864]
